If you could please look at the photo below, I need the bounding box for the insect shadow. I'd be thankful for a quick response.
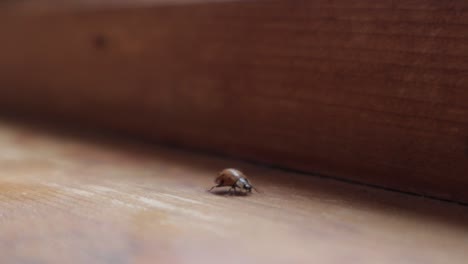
[208,188,250,197]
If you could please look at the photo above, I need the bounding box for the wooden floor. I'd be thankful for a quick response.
[0,119,467,264]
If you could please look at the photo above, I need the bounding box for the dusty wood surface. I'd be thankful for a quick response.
[0,120,467,264]
[0,0,468,201]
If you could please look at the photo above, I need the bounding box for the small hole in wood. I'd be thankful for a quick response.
[93,34,108,50]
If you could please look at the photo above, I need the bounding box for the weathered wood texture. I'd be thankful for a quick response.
[1,120,468,264]
[0,1,467,202]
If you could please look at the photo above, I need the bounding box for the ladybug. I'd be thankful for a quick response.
[208,168,258,194]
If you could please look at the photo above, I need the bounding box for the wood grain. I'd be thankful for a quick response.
[0,0,467,202]
[0,119,468,264]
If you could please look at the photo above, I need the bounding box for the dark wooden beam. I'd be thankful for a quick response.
[0,0,467,202]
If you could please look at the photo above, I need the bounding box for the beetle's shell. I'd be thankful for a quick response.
[215,168,246,187]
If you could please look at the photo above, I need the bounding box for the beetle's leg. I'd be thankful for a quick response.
[228,186,236,195]
[208,184,220,192]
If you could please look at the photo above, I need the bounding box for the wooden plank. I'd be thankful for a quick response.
[0,0,217,14]
[0,0,467,202]
[0,119,467,264]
